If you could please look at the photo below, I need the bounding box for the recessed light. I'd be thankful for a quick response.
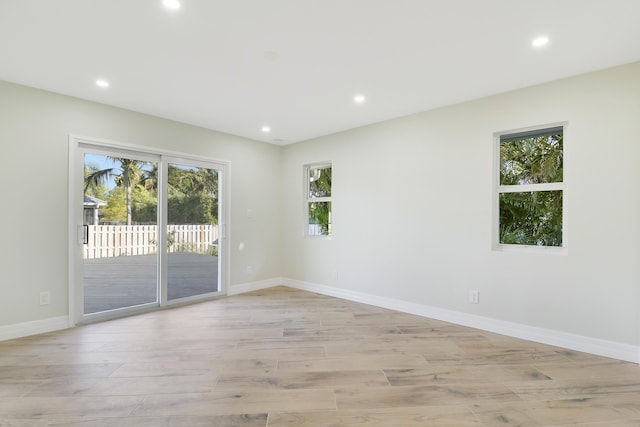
[354,94,366,103]
[261,126,271,133]
[95,79,110,88]
[163,0,180,10]
[532,36,549,47]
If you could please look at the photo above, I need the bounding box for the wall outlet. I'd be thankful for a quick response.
[39,291,51,305]
[469,290,479,304]
[246,265,253,274]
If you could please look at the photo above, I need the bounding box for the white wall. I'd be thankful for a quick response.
[0,81,282,328]
[281,62,640,350]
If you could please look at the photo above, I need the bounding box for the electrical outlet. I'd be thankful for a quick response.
[469,290,479,304]
[246,265,253,274]
[39,291,51,305]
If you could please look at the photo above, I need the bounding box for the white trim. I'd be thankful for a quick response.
[499,182,563,193]
[227,278,284,295]
[70,134,231,165]
[494,243,568,255]
[0,316,70,341]
[68,136,78,327]
[282,278,640,364]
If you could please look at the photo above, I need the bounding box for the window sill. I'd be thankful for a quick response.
[493,243,567,255]
[304,234,332,241]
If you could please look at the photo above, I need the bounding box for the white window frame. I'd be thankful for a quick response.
[493,123,568,254]
[304,162,332,237]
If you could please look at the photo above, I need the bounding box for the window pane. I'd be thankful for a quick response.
[309,166,332,198]
[167,163,219,300]
[499,191,562,246]
[500,132,563,185]
[308,201,331,236]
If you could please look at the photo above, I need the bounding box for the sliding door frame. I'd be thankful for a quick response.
[68,135,230,326]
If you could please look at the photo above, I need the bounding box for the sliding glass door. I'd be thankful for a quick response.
[72,138,226,323]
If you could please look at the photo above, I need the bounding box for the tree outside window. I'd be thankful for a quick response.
[305,163,332,236]
[498,126,564,247]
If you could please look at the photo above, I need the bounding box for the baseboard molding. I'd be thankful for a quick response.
[9,280,634,363]
[282,278,640,364]
[0,316,70,341]
[227,277,284,296]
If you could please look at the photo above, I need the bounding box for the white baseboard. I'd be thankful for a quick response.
[7,280,636,365]
[227,277,284,296]
[282,278,640,364]
[0,316,70,341]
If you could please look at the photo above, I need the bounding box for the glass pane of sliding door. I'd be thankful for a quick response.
[82,152,159,314]
[167,162,220,300]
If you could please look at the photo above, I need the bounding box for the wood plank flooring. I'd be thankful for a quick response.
[1,286,639,426]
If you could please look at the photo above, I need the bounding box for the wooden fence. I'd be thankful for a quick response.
[84,224,218,259]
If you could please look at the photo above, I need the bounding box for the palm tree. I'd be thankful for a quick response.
[85,157,149,225]
[84,164,108,200]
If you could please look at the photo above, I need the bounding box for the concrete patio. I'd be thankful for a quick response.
[83,252,219,314]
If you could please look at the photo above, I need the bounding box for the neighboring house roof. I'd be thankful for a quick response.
[84,195,108,207]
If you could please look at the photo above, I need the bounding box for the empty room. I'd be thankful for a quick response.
[1,1,640,425]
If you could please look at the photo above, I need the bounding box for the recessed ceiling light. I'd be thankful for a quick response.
[95,79,110,88]
[354,94,366,103]
[261,126,271,133]
[532,36,550,47]
[163,0,180,10]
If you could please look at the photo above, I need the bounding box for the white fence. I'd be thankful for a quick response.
[84,224,218,259]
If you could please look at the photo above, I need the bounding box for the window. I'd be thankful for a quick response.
[497,126,564,248]
[305,163,332,236]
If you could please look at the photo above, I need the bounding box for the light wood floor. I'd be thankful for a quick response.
[1,286,639,426]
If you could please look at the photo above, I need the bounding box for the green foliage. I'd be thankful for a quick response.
[308,166,332,235]
[499,133,563,246]
[85,159,218,225]
[499,191,563,246]
[132,186,157,223]
[167,165,218,225]
[168,193,215,224]
[309,166,332,198]
[101,186,126,223]
[98,181,158,224]
[500,134,563,185]
[205,245,218,256]
[309,202,332,235]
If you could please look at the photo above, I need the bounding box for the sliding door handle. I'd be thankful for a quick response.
[78,225,88,245]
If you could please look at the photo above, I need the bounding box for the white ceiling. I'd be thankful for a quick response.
[1,0,639,145]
